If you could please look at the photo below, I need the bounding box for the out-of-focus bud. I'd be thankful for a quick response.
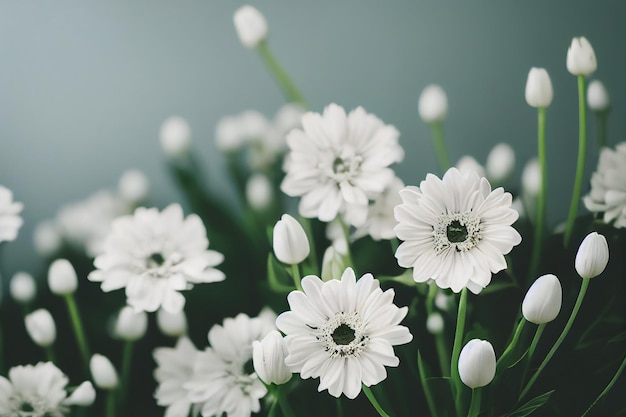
[587,80,610,112]
[252,330,292,385]
[456,156,486,178]
[426,313,444,335]
[64,381,96,407]
[567,36,597,76]
[486,143,515,185]
[48,259,78,296]
[90,354,119,390]
[511,197,525,219]
[246,174,274,211]
[522,274,562,324]
[160,116,191,157]
[118,170,149,203]
[114,306,148,341]
[575,232,609,279]
[458,339,496,389]
[521,158,541,198]
[418,84,448,123]
[25,309,56,347]
[33,221,62,258]
[321,245,347,282]
[273,214,310,264]
[10,272,37,304]
[233,5,268,49]
[525,67,554,108]
[435,291,451,311]
[156,308,188,337]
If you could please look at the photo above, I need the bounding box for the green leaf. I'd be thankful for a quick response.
[377,269,414,286]
[481,280,518,295]
[267,253,294,293]
[506,390,555,417]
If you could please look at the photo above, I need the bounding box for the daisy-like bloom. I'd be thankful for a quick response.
[0,186,23,243]
[584,142,626,228]
[353,176,405,241]
[186,310,276,417]
[276,268,413,399]
[394,168,522,294]
[88,204,225,313]
[0,362,90,416]
[153,337,199,417]
[281,103,404,227]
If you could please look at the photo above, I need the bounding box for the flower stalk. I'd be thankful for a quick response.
[467,388,482,417]
[64,294,91,372]
[430,122,451,172]
[362,385,391,417]
[529,107,547,278]
[451,287,469,415]
[257,41,307,107]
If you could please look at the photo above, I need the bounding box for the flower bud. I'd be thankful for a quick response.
[418,84,448,123]
[587,80,610,112]
[521,158,541,198]
[25,309,56,347]
[522,274,562,324]
[321,245,347,282]
[567,36,597,76]
[48,259,78,295]
[456,156,486,178]
[90,354,119,390]
[118,169,149,203]
[486,143,515,185]
[426,313,444,334]
[64,381,96,407]
[156,308,188,337]
[273,214,310,264]
[160,116,191,157]
[525,67,554,108]
[233,5,268,49]
[252,330,292,385]
[246,174,274,211]
[458,339,496,389]
[33,221,62,258]
[114,306,148,341]
[575,232,609,279]
[10,272,36,304]
[435,291,451,311]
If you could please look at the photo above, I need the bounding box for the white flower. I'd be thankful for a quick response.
[273,214,310,265]
[486,143,515,186]
[435,291,452,311]
[458,339,496,388]
[252,330,292,385]
[156,308,188,337]
[426,313,444,334]
[522,274,562,324]
[321,245,347,282]
[575,232,609,279]
[418,84,448,123]
[88,204,225,313]
[525,67,554,108]
[276,268,413,399]
[584,142,626,228]
[153,337,198,417]
[587,80,610,112]
[281,103,403,227]
[215,110,270,153]
[160,116,191,157]
[10,272,37,304]
[64,381,95,407]
[118,169,149,204]
[456,156,486,178]
[90,354,118,390]
[114,306,148,341]
[48,259,78,296]
[233,5,268,48]
[33,221,62,258]
[567,36,597,76]
[354,176,404,241]
[245,174,274,211]
[394,168,522,294]
[0,186,23,243]
[25,309,56,347]
[186,310,276,417]
[522,157,541,198]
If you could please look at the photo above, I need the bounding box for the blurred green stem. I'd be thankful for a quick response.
[64,294,91,372]
[362,385,391,417]
[118,341,135,412]
[417,351,439,417]
[430,122,451,173]
[451,288,469,416]
[105,390,116,417]
[521,323,545,386]
[337,217,355,270]
[581,354,626,417]
[257,41,307,107]
[529,107,547,279]
[497,318,526,369]
[291,263,303,292]
[595,111,609,149]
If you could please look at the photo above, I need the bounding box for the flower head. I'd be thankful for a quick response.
[486,143,515,186]
[10,272,37,304]
[522,274,562,324]
[394,168,521,294]
[273,214,310,264]
[0,186,23,243]
[233,5,268,49]
[587,80,610,112]
[160,116,191,157]
[88,204,225,313]
[252,330,292,385]
[114,306,148,341]
[525,67,554,108]
[48,259,78,296]
[567,36,597,76]
[575,232,609,279]
[418,84,448,123]
[458,339,496,388]
[25,309,56,347]
[276,268,412,399]
[153,337,198,417]
[90,354,118,390]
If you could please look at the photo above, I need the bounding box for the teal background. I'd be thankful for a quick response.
[1,1,625,275]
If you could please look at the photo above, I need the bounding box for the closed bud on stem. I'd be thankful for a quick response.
[10,272,36,304]
[575,232,609,279]
[252,330,292,385]
[90,354,119,390]
[48,259,78,296]
[321,245,347,282]
[233,5,268,49]
[458,339,496,388]
[114,306,148,341]
[273,214,310,264]
[118,169,149,204]
[426,312,444,334]
[522,158,541,198]
[587,80,610,112]
[522,274,562,324]
[567,36,597,76]
[160,116,191,157]
[418,84,448,123]
[64,381,96,407]
[25,308,56,347]
[246,174,274,211]
[486,143,515,185]
[525,67,554,108]
[156,308,188,337]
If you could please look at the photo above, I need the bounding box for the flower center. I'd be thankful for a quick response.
[434,212,482,252]
[446,220,468,243]
[316,312,368,358]
[320,153,364,184]
[332,323,356,345]
[148,252,165,267]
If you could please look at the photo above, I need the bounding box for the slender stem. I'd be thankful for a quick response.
[497,318,526,368]
[290,263,303,292]
[417,351,440,417]
[300,217,319,275]
[267,384,296,417]
[45,346,57,363]
[564,75,587,247]
[467,388,482,417]
[519,278,590,400]
[64,294,90,371]
[0,317,4,375]
[595,111,609,149]
[337,217,355,270]
[430,122,451,173]
[581,354,626,417]
[529,107,547,278]
[105,390,116,417]
[118,341,135,411]
[257,41,307,107]
[335,398,345,417]
[526,323,545,366]
[451,288,469,416]
[362,385,391,417]
[427,283,450,376]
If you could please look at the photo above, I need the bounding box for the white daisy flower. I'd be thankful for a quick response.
[0,186,23,243]
[276,268,413,399]
[153,337,199,417]
[281,103,404,227]
[394,167,521,294]
[186,310,276,417]
[584,142,626,228]
[88,204,225,313]
[353,176,405,241]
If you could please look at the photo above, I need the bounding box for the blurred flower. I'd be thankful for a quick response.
[25,309,56,347]
[456,156,486,178]
[233,5,268,49]
[186,310,276,417]
[153,337,198,417]
[276,268,412,399]
[281,103,403,227]
[418,84,448,123]
[118,169,149,204]
[522,274,562,324]
[10,272,37,304]
[156,308,188,337]
[33,221,62,258]
[511,197,526,219]
[215,110,270,153]
[252,330,292,385]
[584,142,626,228]
[273,214,310,264]
[525,67,554,108]
[522,157,541,198]
[354,176,404,241]
[90,354,119,390]
[0,185,23,243]
[48,258,78,296]
[321,245,347,282]
[114,306,148,341]
[575,232,609,279]
[567,36,597,76]
[486,143,515,186]
[426,312,444,334]
[325,219,348,255]
[395,168,521,294]
[435,291,452,311]
[63,381,96,407]
[587,80,610,112]
[458,339,496,388]
[160,116,191,157]
[246,174,274,211]
[89,204,225,313]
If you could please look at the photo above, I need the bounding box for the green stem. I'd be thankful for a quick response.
[451,288,469,416]
[335,398,345,417]
[563,75,587,247]
[581,354,626,417]
[291,263,303,292]
[118,341,135,411]
[64,294,90,372]
[300,217,319,276]
[337,217,355,270]
[267,384,296,417]
[430,122,451,173]
[362,385,391,417]
[529,107,547,278]
[497,318,526,369]
[45,346,57,363]
[467,388,482,417]
[519,278,590,400]
[417,351,440,417]
[105,390,116,417]
[257,41,307,107]
[426,284,450,376]
[526,323,545,366]
[595,111,609,149]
